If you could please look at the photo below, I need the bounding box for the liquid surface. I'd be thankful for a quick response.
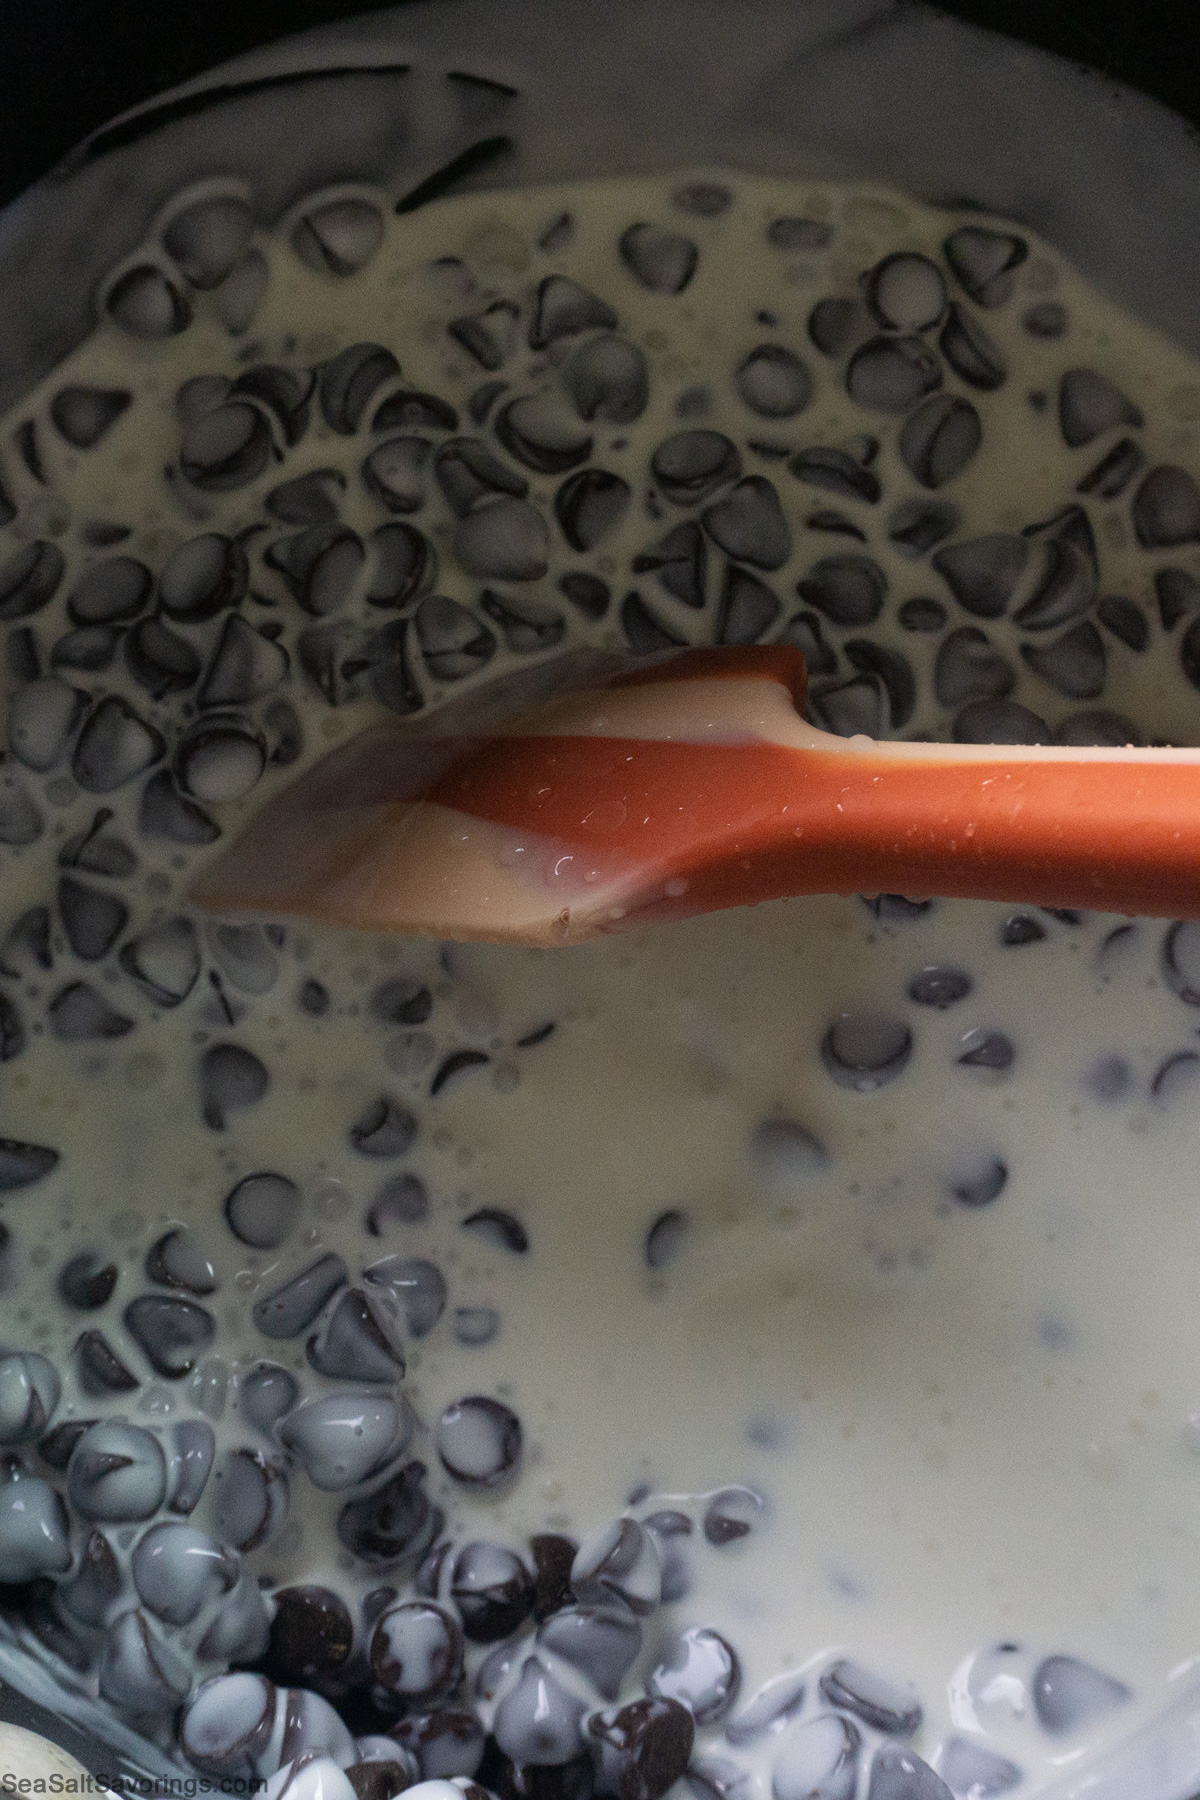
[1,166,1200,1800]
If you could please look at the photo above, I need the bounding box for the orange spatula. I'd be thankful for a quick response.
[191,645,1200,944]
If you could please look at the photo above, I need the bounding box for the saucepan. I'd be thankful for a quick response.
[1,3,1200,1797]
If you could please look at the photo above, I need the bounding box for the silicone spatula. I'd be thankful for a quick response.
[191,644,1200,944]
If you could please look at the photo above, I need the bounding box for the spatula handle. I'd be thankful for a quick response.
[430,730,1200,927]
[684,739,1200,922]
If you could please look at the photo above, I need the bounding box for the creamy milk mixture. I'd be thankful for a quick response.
[2,168,1200,1800]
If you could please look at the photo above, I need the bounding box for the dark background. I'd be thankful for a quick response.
[1,0,1198,206]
